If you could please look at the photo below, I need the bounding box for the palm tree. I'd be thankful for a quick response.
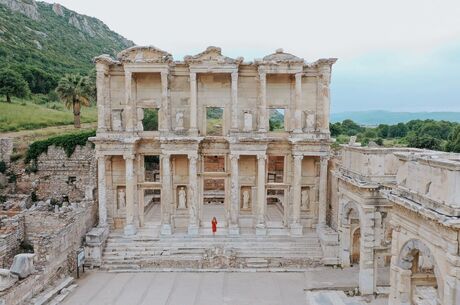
[55,74,92,128]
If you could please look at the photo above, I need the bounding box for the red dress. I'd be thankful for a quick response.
[211,219,217,233]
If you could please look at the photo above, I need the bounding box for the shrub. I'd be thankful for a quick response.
[25,130,96,163]
[10,153,23,162]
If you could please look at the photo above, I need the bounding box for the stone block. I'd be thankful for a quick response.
[84,226,109,268]
[290,223,303,237]
[0,269,18,291]
[10,253,35,279]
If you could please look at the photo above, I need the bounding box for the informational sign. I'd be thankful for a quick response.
[77,248,85,267]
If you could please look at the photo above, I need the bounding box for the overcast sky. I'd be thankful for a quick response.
[42,0,460,113]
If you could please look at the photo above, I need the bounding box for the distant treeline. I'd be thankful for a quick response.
[330,119,460,152]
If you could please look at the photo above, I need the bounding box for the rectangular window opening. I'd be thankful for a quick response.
[142,108,159,131]
[267,156,285,183]
[144,155,160,182]
[203,155,225,172]
[269,108,285,132]
[206,107,224,136]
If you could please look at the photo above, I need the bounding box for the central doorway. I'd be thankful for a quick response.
[201,155,227,230]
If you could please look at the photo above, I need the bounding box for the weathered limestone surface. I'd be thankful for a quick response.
[10,253,35,279]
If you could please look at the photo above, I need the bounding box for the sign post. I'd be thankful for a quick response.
[77,248,85,278]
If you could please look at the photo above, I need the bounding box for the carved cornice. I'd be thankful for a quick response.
[117,46,173,64]
[184,46,243,65]
[93,54,119,66]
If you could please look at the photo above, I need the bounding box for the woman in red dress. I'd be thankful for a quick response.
[211,217,217,236]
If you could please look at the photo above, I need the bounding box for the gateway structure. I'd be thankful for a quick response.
[92,46,336,237]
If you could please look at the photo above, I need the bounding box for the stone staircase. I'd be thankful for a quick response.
[101,229,324,271]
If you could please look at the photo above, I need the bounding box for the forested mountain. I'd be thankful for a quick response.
[331,111,460,126]
[0,0,134,92]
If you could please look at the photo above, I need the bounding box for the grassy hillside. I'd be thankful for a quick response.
[0,0,134,79]
[0,97,97,132]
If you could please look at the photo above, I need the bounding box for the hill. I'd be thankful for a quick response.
[331,111,460,126]
[0,0,134,85]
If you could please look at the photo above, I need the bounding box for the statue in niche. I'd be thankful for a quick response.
[175,111,184,130]
[301,188,309,210]
[242,189,250,209]
[117,187,126,209]
[243,112,253,132]
[178,187,187,209]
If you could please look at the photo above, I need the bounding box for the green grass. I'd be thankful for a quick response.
[0,97,97,132]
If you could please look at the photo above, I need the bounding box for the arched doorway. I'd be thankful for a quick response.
[351,227,361,265]
[397,239,440,305]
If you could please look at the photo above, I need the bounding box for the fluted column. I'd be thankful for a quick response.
[124,154,137,236]
[96,65,107,132]
[97,155,107,227]
[231,72,239,131]
[229,154,240,235]
[161,153,172,235]
[258,71,267,132]
[189,72,198,134]
[188,154,199,235]
[318,156,329,225]
[124,70,134,132]
[160,71,170,132]
[293,73,303,133]
[256,154,267,234]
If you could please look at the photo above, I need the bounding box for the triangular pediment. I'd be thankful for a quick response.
[184,46,243,65]
[117,46,173,63]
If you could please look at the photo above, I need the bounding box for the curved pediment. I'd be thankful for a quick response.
[259,48,304,64]
[184,46,243,65]
[117,46,173,63]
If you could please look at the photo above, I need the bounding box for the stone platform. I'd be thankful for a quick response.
[101,228,323,271]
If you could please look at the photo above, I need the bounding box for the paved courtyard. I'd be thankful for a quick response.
[62,271,307,305]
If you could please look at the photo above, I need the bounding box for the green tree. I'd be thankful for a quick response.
[21,66,57,94]
[377,124,389,138]
[341,119,364,136]
[55,74,92,128]
[446,125,460,152]
[330,122,342,137]
[0,69,30,102]
[388,123,408,138]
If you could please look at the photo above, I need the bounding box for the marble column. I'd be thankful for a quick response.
[188,154,199,235]
[290,155,303,235]
[229,154,240,235]
[97,155,107,227]
[293,73,303,133]
[231,71,239,132]
[318,156,329,225]
[258,71,267,132]
[319,68,331,134]
[96,65,107,132]
[124,154,137,236]
[189,72,198,134]
[161,153,172,235]
[160,71,170,132]
[256,154,267,235]
[124,70,134,132]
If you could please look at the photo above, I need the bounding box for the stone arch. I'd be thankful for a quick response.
[397,239,442,304]
[339,200,364,267]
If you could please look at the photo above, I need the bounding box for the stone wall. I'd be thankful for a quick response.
[0,201,97,305]
[0,138,13,163]
[35,143,96,202]
[0,214,25,268]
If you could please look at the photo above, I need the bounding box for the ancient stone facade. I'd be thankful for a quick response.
[382,151,460,305]
[92,46,336,237]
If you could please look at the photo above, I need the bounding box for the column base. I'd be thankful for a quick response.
[123,224,137,236]
[161,224,172,235]
[187,224,199,236]
[289,223,303,236]
[256,224,267,236]
[188,128,199,137]
[228,224,240,236]
[292,128,302,134]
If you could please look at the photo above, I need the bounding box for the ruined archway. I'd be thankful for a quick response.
[396,239,441,305]
[340,200,362,267]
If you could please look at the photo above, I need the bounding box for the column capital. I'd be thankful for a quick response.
[187,153,198,161]
[257,154,267,161]
[190,72,197,81]
[295,72,303,81]
[230,154,240,161]
[123,154,135,160]
[320,155,330,164]
[293,154,304,161]
[124,70,132,78]
[259,71,266,82]
[96,153,107,160]
[231,71,238,80]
